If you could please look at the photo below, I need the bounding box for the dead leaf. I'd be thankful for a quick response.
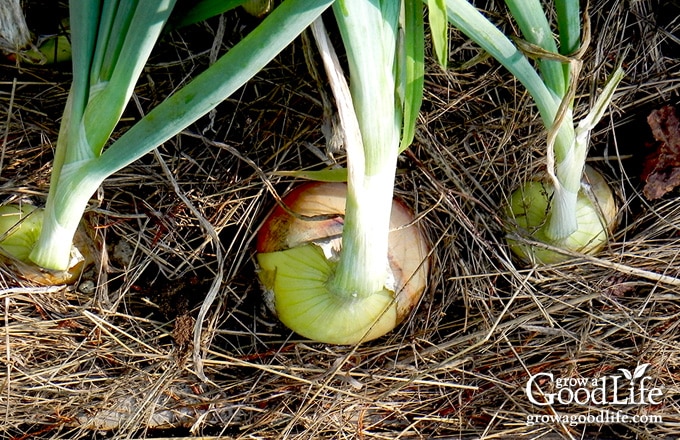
[642,106,680,200]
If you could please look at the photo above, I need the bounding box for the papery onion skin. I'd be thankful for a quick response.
[506,165,617,264]
[256,183,347,254]
[256,182,429,344]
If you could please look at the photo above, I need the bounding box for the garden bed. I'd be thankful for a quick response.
[1,1,679,439]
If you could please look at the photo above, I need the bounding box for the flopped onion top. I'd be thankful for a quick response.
[256,182,429,345]
[506,165,617,264]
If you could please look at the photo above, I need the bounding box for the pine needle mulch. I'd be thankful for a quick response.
[1,1,680,439]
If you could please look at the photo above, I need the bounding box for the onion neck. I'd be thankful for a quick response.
[544,121,584,241]
[29,161,101,271]
[329,163,398,299]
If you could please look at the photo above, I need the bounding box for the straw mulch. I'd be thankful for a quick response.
[1,1,679,439]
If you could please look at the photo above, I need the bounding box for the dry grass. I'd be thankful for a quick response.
[1,1,680,439]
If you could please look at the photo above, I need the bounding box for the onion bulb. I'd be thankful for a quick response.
[241,0,272,17]
[0,204,43,262]
[256,182,429,344]
[0,203,94,285]
[506,165,617,264]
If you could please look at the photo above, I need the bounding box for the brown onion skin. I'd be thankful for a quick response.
[256,182,346,253]
[257,181,430,326]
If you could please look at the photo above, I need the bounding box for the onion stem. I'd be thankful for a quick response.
[326,0,401,298]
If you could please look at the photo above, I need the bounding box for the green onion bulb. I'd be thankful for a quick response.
[0,203,94,285]
[241,0,272,17]
[506,165,617,264]
[256,182,429,344]
[0,204,44,262]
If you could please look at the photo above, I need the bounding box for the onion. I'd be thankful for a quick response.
[256,182,429,344]
[0,204,43,262]
[0,204,94,285]
[506,165,617,264]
